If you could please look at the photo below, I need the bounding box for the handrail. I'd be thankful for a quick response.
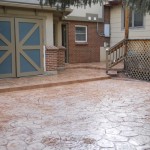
[106,39,127,73]
[106,38,150,81]
[107,39,126,54]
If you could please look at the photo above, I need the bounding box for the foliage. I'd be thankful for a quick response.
[126,0,150,13]
[40,0,150,13]
[39,0,104,9]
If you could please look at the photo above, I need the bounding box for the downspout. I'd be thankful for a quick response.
[43,45,46,72]
[96,4,105,37]
[96,22,104,37]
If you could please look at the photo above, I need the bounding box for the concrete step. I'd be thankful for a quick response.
[107,70,118,76]
[0,76,111,93]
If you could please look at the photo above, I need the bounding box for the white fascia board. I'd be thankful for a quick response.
[0,0,72,14]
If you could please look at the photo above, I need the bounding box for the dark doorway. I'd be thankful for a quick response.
[62,24,68,63]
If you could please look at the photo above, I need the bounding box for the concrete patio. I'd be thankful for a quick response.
[0,62,150,150]
[0,62,123,93]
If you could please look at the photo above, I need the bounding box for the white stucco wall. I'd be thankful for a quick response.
[110,5,150,47]
[54,22,62,46]
[68,4,103,19]
[43,13,54,46]
[0,7,54,46]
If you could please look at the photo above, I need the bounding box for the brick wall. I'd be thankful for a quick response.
[66,6,110,64]
[57,46,66,68]
[46,46,66,72]
[46,46,58,71]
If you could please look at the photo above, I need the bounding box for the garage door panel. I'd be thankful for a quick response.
[15,18,43,77]
[24,28,40,46]
[19,22,35,41]
[20,50,41,71]
[0,39,7,46]
[0,20,11,42]
[0,54,12,74]
[0,50,11,64]
[20,54,37,73]
[0,50,6,57]
[0,17,16,78]
[23,49,41,67]
[0,17,43,78]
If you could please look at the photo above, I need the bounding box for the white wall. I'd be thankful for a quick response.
[0,7,54,46]
[68,4,103,19]
[54,22,62,46]
[110,5,150,47]
[42,13,54,46]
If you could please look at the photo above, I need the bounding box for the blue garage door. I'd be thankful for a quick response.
[0,17,16,78]
[0,17,43,78]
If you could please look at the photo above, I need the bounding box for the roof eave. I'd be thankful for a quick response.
[0,1,72,15]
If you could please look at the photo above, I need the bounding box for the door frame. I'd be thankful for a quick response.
[62,23,69,63]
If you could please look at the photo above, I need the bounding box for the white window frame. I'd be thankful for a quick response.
[122,9,144,29]
[75,25,87,43]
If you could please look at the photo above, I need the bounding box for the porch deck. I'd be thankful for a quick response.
[0,62,123,93]
[106,39,150,81]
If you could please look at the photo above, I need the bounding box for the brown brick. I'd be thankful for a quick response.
[46,46,66,71]
[57,46,66,68]
[46,47,58,71]
[65,7,110,63]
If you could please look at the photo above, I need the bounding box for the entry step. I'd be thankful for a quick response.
[107,70,118,76]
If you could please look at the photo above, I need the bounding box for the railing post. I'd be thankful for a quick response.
[125,6,130,40]
[124,40,128,70]
[124,5,129,71]
[106,48,109,73]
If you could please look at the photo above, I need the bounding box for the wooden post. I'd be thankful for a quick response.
[106,48,109,73]
[124,6,130,70]
[125,6,130,39]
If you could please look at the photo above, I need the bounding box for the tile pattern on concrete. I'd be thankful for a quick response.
[0,62,123,91]
[66,62,123,70]
[0,79,150,150]
[0,68,109,91]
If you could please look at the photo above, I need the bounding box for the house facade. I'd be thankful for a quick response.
[0,0,71,78]
[1,0,149,79]
[106,0,150,81]
[108,1,150,46]
[63,4,110,63]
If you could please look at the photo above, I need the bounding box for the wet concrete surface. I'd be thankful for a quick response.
[0,79,150,150]
[0,62,123,91]
[0,68,109,91]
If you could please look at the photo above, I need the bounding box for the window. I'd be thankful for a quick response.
[123,10,144,28]
[75,25,87,42]
[134,11,143,27]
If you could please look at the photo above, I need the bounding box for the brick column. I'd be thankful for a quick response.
[57,46,66,70]
[46,46,58,74]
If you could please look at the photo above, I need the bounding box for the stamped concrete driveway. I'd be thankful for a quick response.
[0,79,150,150]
